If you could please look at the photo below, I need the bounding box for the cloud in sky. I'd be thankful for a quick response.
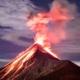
[0,0,80,64]
[0,0,38,46]
[0,58,10,62]
[0,0,36,30]
[0,29,33,46]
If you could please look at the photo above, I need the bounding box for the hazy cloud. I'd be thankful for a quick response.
[0,0,36,30]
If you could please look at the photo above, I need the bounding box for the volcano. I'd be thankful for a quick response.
[0,44,80,80]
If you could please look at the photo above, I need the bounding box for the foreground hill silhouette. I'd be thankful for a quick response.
[0,44,80,80]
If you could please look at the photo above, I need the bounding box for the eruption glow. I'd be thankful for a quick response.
[27,2,73,58]
[0,1,73,79]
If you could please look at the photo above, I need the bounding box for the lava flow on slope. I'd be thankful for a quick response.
[0,43,59,80]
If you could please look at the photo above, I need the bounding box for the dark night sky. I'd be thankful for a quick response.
[30,0,80,12]
[0,0,80,67]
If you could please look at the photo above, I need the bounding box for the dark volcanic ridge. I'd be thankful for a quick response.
[0,44,80,80]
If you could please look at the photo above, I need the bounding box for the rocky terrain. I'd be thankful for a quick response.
[0,44,80,80]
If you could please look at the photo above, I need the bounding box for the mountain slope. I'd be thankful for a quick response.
[0,44,80,80]
[37,60,80,80]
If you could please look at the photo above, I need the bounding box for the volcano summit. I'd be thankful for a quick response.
[0,44,80,80]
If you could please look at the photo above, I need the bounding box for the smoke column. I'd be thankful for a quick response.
[27,1,73,49]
